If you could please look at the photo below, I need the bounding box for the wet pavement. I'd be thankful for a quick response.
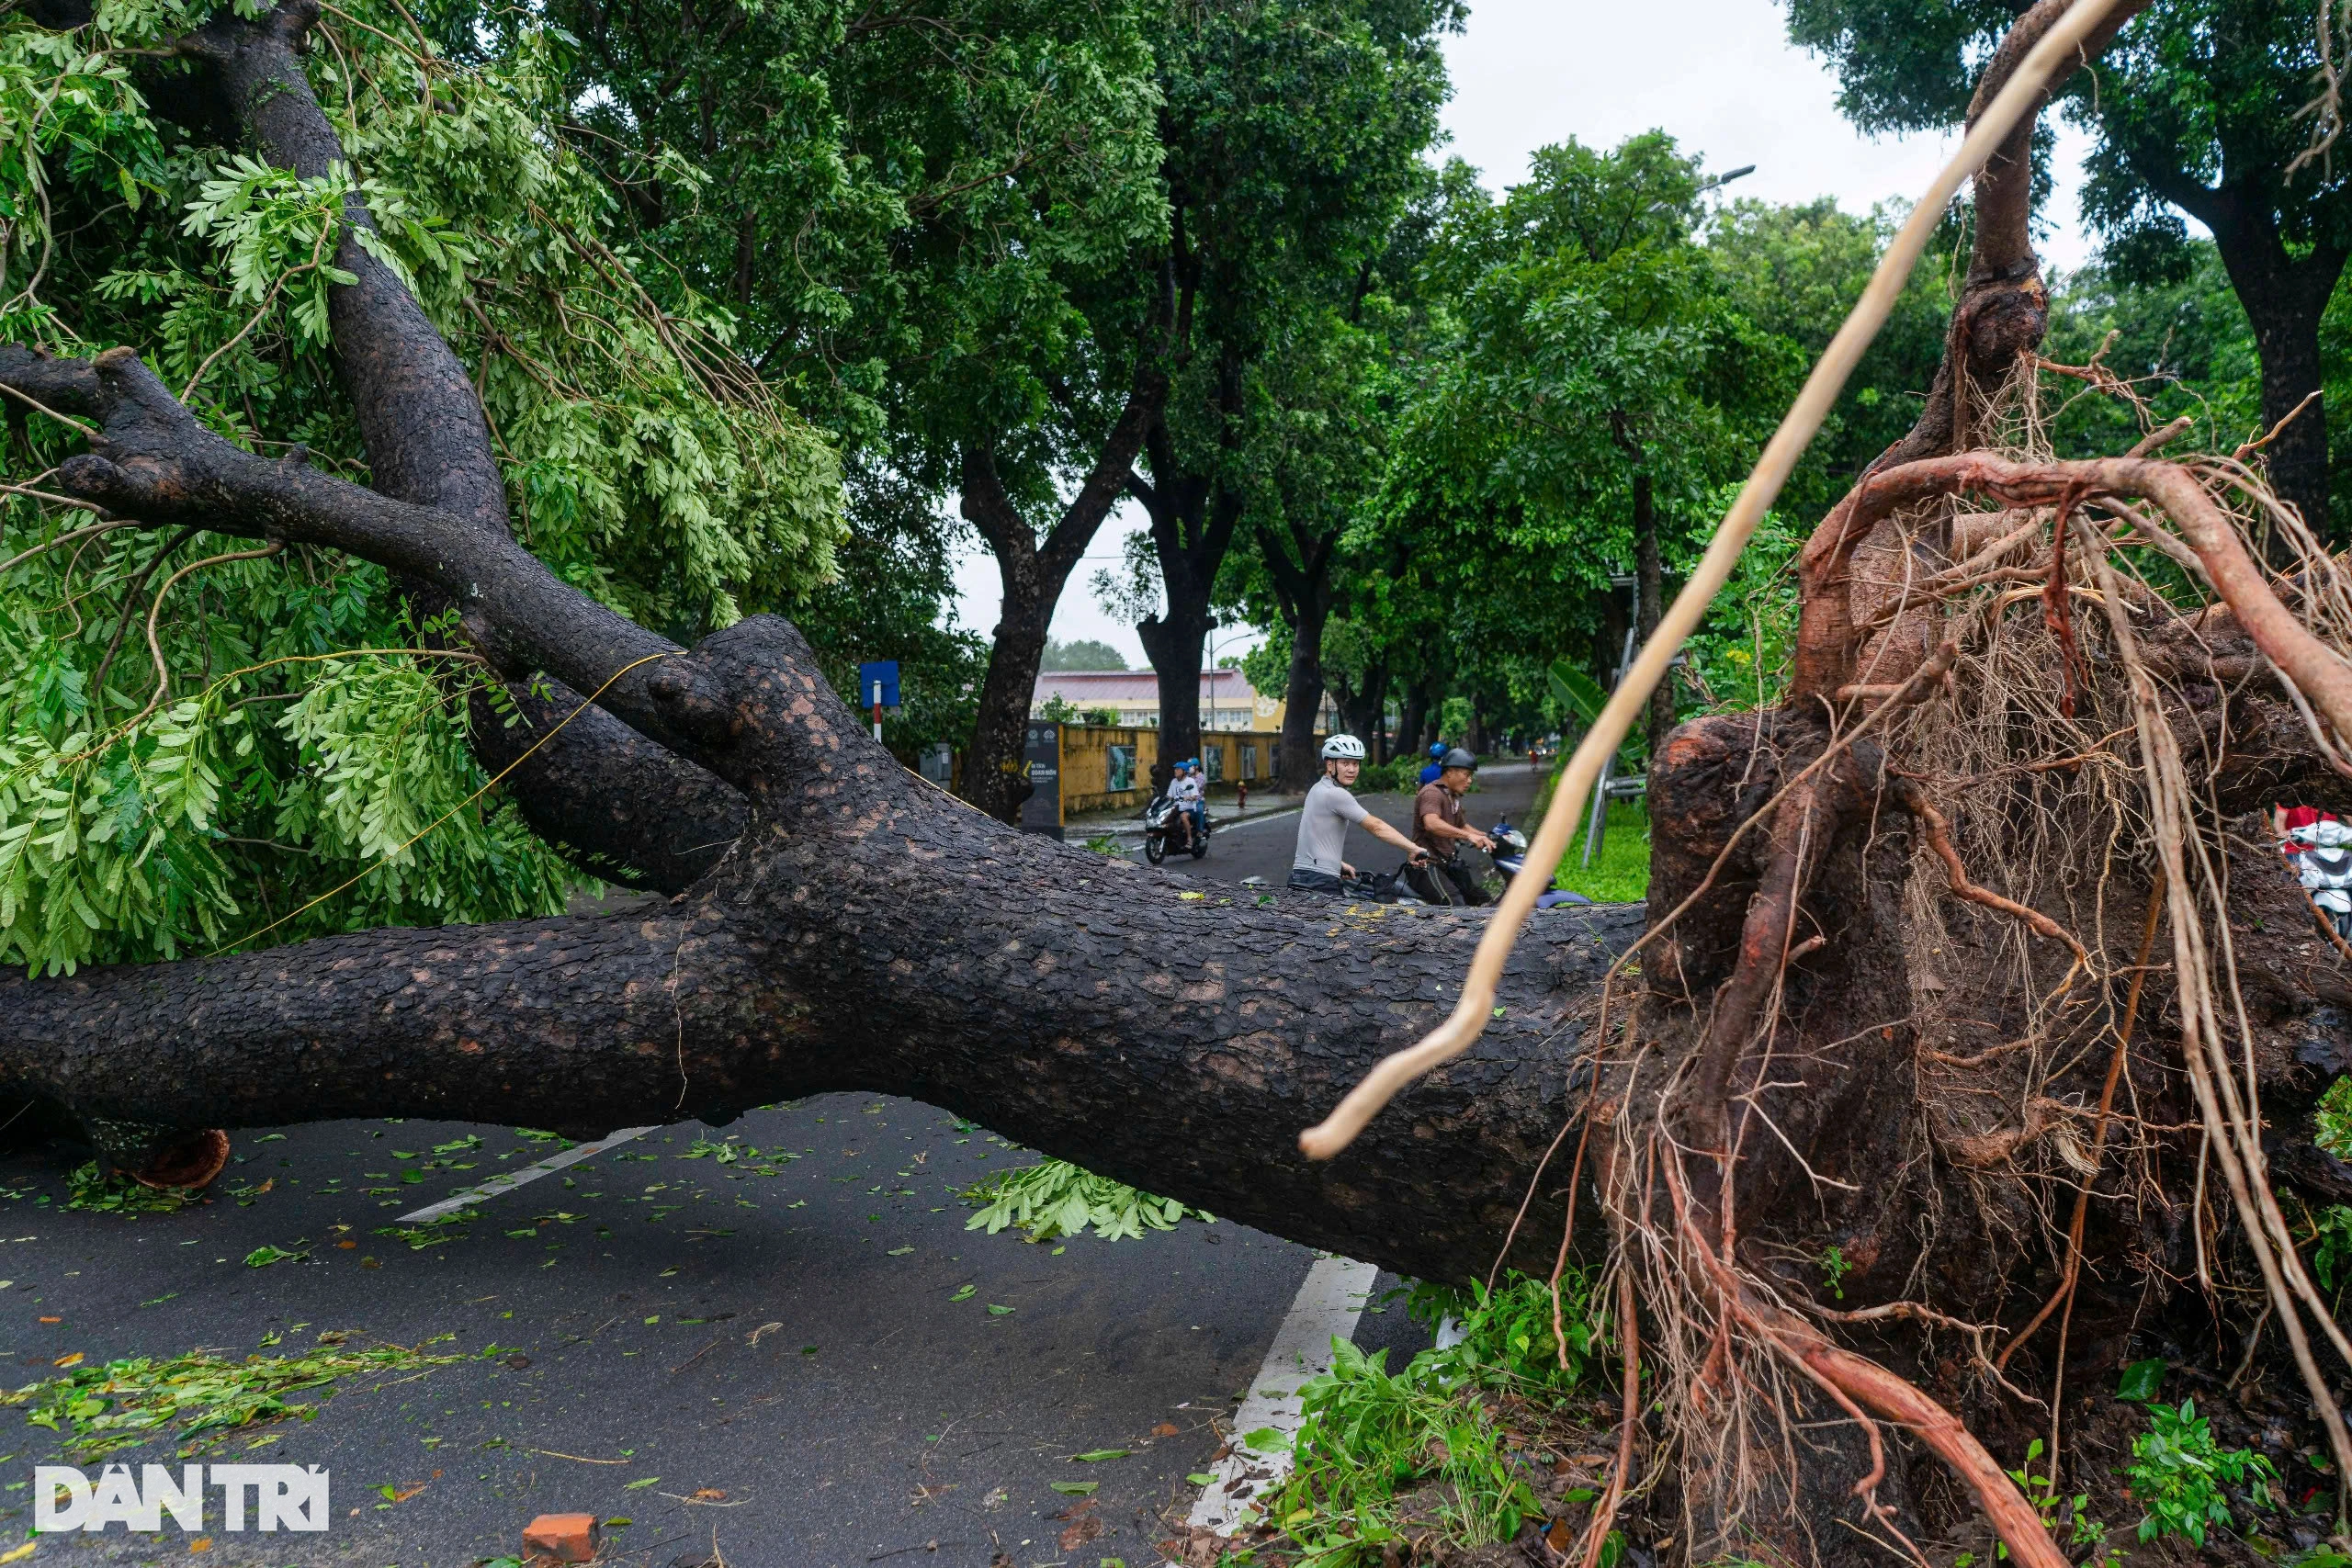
[2,1096,1431,1567]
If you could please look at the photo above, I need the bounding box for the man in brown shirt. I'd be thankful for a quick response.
[1408,749,1495,906]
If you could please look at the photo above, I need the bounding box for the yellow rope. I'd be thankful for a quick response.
[209,650,675,955]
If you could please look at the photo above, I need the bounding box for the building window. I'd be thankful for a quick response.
[1107,745,1136,793]
[1204,749,1224,783]
[1240,744,1258,781]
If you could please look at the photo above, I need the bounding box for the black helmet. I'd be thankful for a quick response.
[1442,748,1478,771]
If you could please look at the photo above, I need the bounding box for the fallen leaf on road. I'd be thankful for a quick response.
[51,1352,81,1369]
[948,1284,975,1302]
[1068,1449,1128,1461]
[1057,1503,1104,1551]
[692,1488,727,1501]
[0,1543,33,1562]
[746,1322,783,1346]
[1152,1423,1180,1437]
[623,1476,659,1489]
[1047,1481,1098,1496]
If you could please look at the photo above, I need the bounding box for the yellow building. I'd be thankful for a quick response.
[1028,668,1283,732]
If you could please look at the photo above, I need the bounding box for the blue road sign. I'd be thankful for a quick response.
[856,660,900,708]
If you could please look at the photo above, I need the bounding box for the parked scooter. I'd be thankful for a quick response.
[1142,792,1211,864]
[2288,817,2352,939]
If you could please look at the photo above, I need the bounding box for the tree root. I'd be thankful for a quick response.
[1657,1145,2067,1568]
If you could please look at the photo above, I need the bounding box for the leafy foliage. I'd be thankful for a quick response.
[1994,1439,2120,1567]
[6,1338,466,1459]
[1250,1271,1605,1563]
[0,0,845,968]
[2123,1398,2278,1546]
[959,1156,1213,1243]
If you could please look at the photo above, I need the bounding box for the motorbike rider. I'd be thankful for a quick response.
[1167,759,1205,852]
[1408,748,1496,906]
[1289,734,1427,895]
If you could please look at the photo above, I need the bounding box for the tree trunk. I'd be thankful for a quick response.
[1132,472,1222,791]
[1275,591,1330,792]
[1341,661,1387,760]
[1136,604,1206,792]
[963,532,1052,823]
[1632,469,1672,763]
[1396,684,1428,765]
[0,609,1638,1280]
[956,401,1163,823]
[2208,222,2344,542]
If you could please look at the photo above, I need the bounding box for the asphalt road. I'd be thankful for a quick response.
[1134,761,1545,889]
[6,1096,1434,1568]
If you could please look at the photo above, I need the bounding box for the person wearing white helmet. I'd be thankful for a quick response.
[1288,733,1427,895]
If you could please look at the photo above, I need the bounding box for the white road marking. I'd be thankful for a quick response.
[1182,1253,1382,1539]
[395,1125,658,1224]
[1216,807,1303,830]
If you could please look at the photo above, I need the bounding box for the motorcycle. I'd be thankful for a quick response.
[1142,792,1211,864]
[2287,817,2352,939]
[1483,816,1591,909]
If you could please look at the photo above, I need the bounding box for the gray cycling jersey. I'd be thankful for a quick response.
[1293,776,1371,875]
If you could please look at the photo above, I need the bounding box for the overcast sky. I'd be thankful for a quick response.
[948,0,2098,671]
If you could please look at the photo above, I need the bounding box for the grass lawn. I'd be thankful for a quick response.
[1553,797,1650,903]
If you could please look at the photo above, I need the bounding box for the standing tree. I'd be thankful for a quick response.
[1788,0,2352,536]
[545,0,1175,822]
[1117,0,1454,786]
[1377,136,1791,761]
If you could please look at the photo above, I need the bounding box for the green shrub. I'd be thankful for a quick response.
[1252,1270,1604,1564]
[2124,1398,2277,1546]
[1349,756,1422,795]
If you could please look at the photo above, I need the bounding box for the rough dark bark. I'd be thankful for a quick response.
[0,613,1637,1282]
[1395,682,1429,765]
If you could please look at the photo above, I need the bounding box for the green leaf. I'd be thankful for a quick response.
[1547,660,1611,728]
[948,1284,975,1302]
[986,1303,1013,1315]
[1047,1481,1098,1496]
[1185,1472,1216,1486]
[622,1476,659,1489]
[1068,1449,1128,1461]
[242,1245,304,1268]
[2116,1358,2166,1402]
[1243,1427,1290,1453]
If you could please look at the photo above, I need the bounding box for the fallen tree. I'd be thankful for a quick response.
[4,0,2352,1562]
